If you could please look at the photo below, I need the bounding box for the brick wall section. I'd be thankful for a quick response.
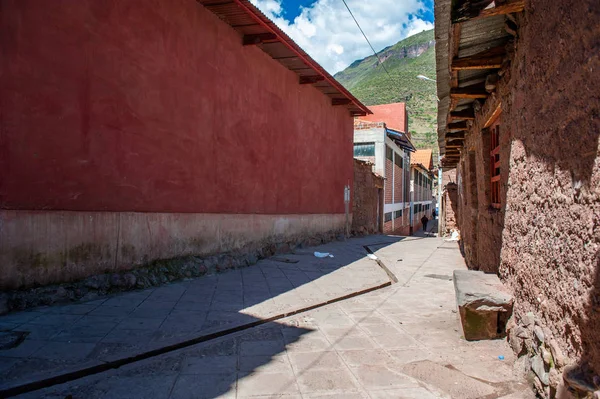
[351,159,383,234]
[383,220,393,234]
[445,0,600,380]
[393,162,403,204]
[384,158,393,204]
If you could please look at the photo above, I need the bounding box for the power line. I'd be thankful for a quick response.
[340,0,392,78]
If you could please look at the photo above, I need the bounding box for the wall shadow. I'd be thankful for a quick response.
[0,235,404,398]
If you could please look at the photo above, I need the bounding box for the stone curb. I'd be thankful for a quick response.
[364,244,399,283]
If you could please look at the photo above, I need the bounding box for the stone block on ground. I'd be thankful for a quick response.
[453,270,514,341]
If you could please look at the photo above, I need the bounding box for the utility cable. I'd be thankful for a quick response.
[340,0,392,79]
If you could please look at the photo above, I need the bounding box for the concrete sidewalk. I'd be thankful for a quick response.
[14,234,534,398]
[0,236,397,394]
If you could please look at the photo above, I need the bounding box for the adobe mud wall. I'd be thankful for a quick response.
[452,0,600,395]
[352,159,383,235]
[0,0,353,289]
[441,169,457,235]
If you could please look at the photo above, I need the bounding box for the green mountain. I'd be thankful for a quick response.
[334,29,438,154]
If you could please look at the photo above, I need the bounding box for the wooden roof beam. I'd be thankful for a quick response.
[332,98,352,106]
[478,0,525,19]
[450,109,475,120]
[450,88,488,99]
[243,33,277,46]
[446,132,466,139]
[452,46,505,70]
[299,75,325,85]
[452,0,525,23]
[447,138,466,145]
[448,121,468,131]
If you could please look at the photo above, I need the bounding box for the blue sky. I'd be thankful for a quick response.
[280,0,434,24]
[251,0,435,73]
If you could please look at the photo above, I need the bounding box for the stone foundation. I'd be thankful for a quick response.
[507,312,600,398]
[0,210,346,291]
[0,230,344,315]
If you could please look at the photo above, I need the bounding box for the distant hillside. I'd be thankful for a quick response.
[334,29,438,156]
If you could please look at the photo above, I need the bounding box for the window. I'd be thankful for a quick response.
[384,212,392,222]
[394,210,403,219]
[490,123,501,208]
[386,146,393,161]
[353,143,375,157]
[413,204,418,213]
[394,153,403,168]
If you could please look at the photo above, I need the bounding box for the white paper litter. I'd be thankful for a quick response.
[445,230,461,241]
[314,252,334,258]
[367,254,378,260]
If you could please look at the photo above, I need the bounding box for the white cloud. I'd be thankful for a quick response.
[249,0,433,74]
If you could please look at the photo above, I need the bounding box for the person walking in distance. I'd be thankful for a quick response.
[421,214,429,232]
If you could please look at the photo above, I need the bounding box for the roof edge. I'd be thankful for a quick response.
[231,0,372,115]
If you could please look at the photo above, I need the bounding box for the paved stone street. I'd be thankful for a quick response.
[2,232,534,398]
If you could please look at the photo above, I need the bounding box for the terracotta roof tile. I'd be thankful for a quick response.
[411,149,433,170]
[356,102,407,133]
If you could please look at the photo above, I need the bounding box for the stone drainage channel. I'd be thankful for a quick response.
[0,245,397,398]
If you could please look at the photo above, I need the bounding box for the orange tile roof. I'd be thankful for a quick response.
[411,149,433,170]
[356,102,407,133]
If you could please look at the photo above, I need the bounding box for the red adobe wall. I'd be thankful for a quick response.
[0,0,353,215]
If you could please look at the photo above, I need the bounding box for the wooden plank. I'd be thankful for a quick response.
[449,23,462,88]
[450,109,475,120]
[484,101,502,127]
[478,0,524,19]
[448,121,468,131]
[452,46,505,71]
[299,75,325,85]
[452,56,503,70]
[450,88,488,99]
[491,175,501,182]
[243,33,277,45]
[452,0,524,23]
[332,98,352,106]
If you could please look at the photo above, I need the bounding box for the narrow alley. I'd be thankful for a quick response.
[1,0,598,398]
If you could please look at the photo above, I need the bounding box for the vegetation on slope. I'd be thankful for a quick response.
[334,29,438,156]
